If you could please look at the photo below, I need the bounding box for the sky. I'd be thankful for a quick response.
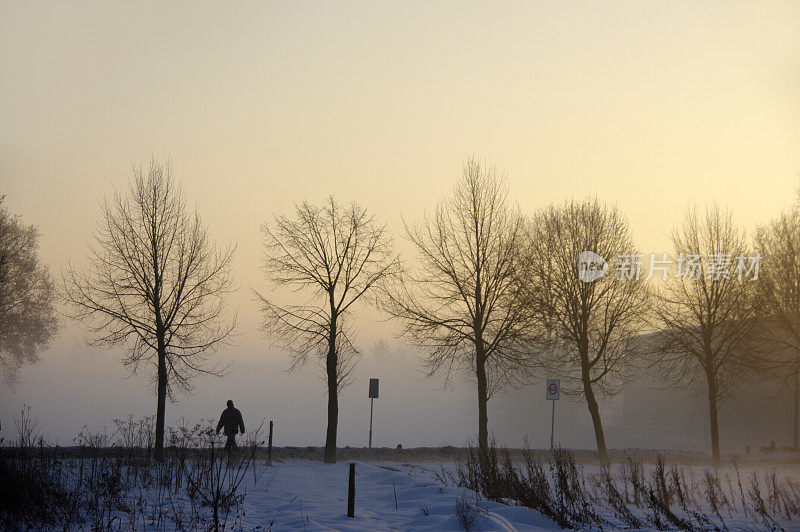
[1,1,799,449]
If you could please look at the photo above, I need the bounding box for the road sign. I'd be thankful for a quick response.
[369,378,379,398]
[546,378,560,448]
[368,378,379,448]
[546,379,560,400]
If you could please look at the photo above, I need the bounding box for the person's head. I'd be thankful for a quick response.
[226,400,234,408]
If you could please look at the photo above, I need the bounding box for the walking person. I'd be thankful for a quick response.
[216,399,245,451]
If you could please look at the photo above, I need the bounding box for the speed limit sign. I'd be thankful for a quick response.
[546,379,560,400]
[546,378,560,448]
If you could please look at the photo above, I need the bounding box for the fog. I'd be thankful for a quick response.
[2,1,799,452]
[0,322,603,449]
[4,321,793,452]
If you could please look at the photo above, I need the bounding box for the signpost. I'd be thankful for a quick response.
[546,379,560,449]
[368,378,379,448]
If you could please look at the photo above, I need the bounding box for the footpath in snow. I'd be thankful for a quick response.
[238,460,555,531]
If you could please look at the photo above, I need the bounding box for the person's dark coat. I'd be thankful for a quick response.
[216,407,245,436]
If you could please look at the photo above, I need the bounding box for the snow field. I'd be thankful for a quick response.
[236,460,555,531]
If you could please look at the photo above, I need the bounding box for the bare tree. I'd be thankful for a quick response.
[381,157,535,454]
[0,197,58,385]
[256,197,398,463]
[63,158,236,460]
[525,199,648,461]
[755,201,800,448]
[651,204,759,466]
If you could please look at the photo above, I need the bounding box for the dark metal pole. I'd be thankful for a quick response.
[347,463,356,517]
[550,400,555,449]
[368,397,374,449]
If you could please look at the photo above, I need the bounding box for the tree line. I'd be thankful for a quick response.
[2,155,799,465]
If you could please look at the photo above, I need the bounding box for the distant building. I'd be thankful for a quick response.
[612,323,797,453]
[610,373,794,452]
[493,323,797,453]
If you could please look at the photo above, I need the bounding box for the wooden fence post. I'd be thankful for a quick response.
[268,420,273,465]
[347,463,356,517]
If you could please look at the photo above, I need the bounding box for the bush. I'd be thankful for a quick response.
[0,408,266,531]
[451,441,606,529]
[444,440,800,531]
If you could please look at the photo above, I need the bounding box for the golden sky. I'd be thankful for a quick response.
[3,1,799,296]
[1,1,799,446]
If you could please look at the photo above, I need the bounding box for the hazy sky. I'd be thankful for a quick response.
[2,1,799,448]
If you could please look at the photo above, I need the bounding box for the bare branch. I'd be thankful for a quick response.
[61,157,237,457]
[256,195,398,463]
[380,156,536,450]
[523,198,650,460]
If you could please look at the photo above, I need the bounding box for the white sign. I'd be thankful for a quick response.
[578,251,608,282]
[546,379,560,400]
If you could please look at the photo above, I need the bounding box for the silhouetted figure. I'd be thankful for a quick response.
[216,400,245,451]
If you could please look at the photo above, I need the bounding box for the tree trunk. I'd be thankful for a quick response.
[153,258,166,461]
[582,374,608,462]
[476,355,489,454]
[707,374,721,467]
[794,372,799,450]
[154,340,167,461]
[324,316,338,463]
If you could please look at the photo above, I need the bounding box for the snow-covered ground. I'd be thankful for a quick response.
[9,447,800,530]
[239,460,553,531]
[183,458,800,531]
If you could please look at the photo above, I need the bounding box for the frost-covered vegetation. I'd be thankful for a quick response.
[436,440,800,531]
[4,410,800,531]
[0,409,265,531]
